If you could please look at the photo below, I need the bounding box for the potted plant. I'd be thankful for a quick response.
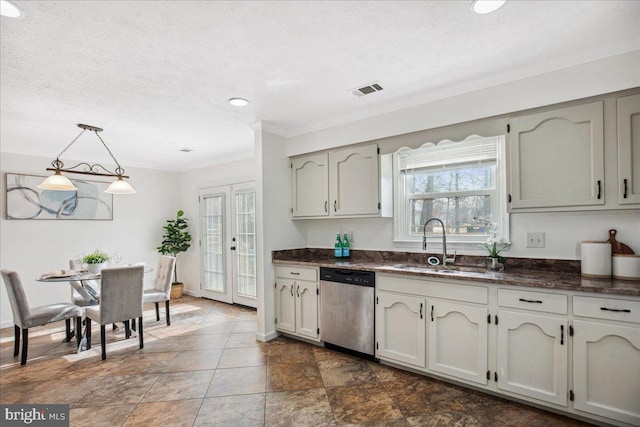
[480,224,509,271]
[83,249,110,274]
[157,210,192,298]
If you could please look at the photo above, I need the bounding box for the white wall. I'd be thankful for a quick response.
[281,51,640,260]
[0,152,181,328]
[254,126,305,341]
[179,157,256,296]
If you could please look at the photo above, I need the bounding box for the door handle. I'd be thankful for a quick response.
[230,246,236,251]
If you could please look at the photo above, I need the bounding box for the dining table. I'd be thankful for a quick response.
[36,266,154,351]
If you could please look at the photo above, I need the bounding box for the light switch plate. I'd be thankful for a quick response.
[526,232,545,248]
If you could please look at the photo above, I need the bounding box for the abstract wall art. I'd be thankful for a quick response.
[5,173,113,220]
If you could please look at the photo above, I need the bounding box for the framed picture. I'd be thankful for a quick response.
[5,173,113,220]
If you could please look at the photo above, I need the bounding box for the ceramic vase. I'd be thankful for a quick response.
[87,262,106,274]
[487,257,503,271]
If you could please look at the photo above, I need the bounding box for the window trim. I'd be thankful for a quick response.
[392,134,509,253]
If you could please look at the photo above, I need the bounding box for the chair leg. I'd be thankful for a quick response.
[124,320,130,339]
[65,318,72,343]
[86,319,92,350]
[138,316,144,349]
[155,302,160,321]
[100,325,106,360]
[76,317,83,348]
[132,318,136,331]
[112,323,117,331]
[21,328,28,365]
[14,325,20,357]
[165,300,171,326]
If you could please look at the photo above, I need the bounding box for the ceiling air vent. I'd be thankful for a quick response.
[352,82,384,97]
[179,148,194,153]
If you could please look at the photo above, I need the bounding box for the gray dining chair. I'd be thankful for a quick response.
[1,269,83,365]
[85,265,144,360]
[142,256,176,326]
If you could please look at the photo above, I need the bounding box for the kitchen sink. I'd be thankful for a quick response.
[385,264,487,274]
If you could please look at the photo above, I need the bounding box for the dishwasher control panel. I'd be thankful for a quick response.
[320,267,375,287]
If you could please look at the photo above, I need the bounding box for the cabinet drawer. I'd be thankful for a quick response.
[498,289,567,314]
[275,266,317,282]
[573,296,640,324]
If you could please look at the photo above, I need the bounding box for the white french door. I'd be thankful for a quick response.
[200,182,257,307]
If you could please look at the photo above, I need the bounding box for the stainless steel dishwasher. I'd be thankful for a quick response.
[320,267,375,358]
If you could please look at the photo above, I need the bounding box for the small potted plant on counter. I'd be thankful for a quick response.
[157,210,192,298]
[83,249,110,274]
[481,224,509,271]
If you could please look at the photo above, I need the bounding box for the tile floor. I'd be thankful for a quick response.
[0,296,592,426]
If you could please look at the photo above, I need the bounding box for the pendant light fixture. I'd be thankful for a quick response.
[39,124,137,194]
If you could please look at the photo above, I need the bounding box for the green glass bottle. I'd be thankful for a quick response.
[342,233,350,258]
[334,233,343,258]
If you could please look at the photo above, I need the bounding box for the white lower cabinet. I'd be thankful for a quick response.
[275,278,296,334]
[428,299,488,385]
[274,266,319,342]
[496,310,568,406]
[572,320,640,425]
[375,291,426,369]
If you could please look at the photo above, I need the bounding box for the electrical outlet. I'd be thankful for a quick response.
[346,231,354,243]
[526,232,545,248]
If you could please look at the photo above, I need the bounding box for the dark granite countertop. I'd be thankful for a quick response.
[273,249,640,297]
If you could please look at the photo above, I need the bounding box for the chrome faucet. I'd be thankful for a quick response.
[422,217,456,266]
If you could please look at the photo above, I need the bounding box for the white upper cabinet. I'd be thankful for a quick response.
[291,153,329,217]
[617,93,640,205]
[508,101,605,209]
[291,143,389,218]
[329,144,380,216]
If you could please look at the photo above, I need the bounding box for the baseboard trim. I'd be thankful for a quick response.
[256,330,279,342]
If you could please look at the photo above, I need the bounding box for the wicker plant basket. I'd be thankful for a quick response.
[170,283,184,299]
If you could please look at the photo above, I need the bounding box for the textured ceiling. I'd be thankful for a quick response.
[1,1,639,171]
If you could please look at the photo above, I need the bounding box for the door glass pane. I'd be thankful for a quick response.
[203,194,225,292]
[235,191,256,298]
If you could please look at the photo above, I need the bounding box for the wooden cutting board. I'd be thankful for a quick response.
[608,229,635,255]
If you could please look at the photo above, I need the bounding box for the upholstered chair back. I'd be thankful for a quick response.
[154,256,176,294]
[99,266,144,325]
[1,270,29,328]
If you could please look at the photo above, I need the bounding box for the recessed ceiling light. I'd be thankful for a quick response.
[0,0,23,18]
[471,0,506,14]
[228,98,249,107]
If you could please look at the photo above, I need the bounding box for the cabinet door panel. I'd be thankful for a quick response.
[428,300,488,385]
[291,153,329,217]
[275,279,296,333]
[573,320,640,425]
[617,93,640,204]
[497,311,567,406]
[509,101,604,209]
[295,281,319,340]
[329,145,379,216]
[376,291,426,368]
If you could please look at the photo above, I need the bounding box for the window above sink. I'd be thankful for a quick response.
[393,134,509,252]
